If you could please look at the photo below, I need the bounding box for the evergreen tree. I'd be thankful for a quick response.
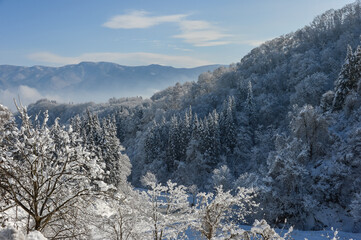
[246,81,256,126]
[166,115,181,172]
[244,81,256,146]
[219,96,237,154]
[144,121,158,164]
[203,110,221,170]
[71,112,131,188]
[82,110,103,158]
[101,117,131,188]
[179,107,192,162]
[70,114,82,134]
[191,113,203,143]
[113,111,126,143]
[333,45,361,110]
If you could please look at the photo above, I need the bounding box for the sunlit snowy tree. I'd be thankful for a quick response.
[0,106,113,238]
[192,186,257,240]
[140,172,192,240]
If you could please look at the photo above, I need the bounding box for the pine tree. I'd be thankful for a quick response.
[219,96,237,154]
[246,81,255,125]
[71,112,131,188]
[181,113,207,187]
[333,45,361,110]
[70,114,82,134]
[179,107,192,162]
[244,81,256,145]
[167,115,181,172]
[203,110,221,170]
[101,117,131,188]
[113,111,126,142]
[82,110,103,161]
[191,113,203,143]
[144,121,158,164]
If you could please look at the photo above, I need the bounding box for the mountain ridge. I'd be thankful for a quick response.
[0,62,221,109]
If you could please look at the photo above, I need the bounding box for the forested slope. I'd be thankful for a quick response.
[24,1,361,231]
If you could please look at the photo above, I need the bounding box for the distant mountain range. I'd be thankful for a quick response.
[0,62,221,109]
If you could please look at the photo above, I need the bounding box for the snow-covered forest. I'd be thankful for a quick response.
[2,1,361,239]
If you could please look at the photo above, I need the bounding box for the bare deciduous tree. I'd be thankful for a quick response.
[0,106,111,239]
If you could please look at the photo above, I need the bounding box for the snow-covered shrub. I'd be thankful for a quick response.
[193,186,257,240]
[91,190,147,240]
[26,231,47,240]
[211,165,234,190]
[246,219,293,240]
[140,173,192,240]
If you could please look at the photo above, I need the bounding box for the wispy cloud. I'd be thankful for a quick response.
[172,47,193,52]
[173,20,231,47]
[103,11,231,47]
[103,10,186,29]
[27,51,214,68]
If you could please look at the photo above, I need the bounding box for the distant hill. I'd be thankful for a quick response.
[0,62,220,109]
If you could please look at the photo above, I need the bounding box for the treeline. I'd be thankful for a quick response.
[0,103,294,239]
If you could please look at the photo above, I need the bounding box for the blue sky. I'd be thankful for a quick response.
[0,0,356,68]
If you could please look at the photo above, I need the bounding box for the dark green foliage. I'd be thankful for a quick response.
[71,111,131,188]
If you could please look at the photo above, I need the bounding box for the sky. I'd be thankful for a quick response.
[0,0,357,68]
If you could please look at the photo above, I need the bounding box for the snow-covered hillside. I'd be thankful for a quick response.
[2,1,361,239]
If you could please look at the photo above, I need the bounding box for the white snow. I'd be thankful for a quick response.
[25,231,47,240]
[291,228,361,240]
[0,228,47,240]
